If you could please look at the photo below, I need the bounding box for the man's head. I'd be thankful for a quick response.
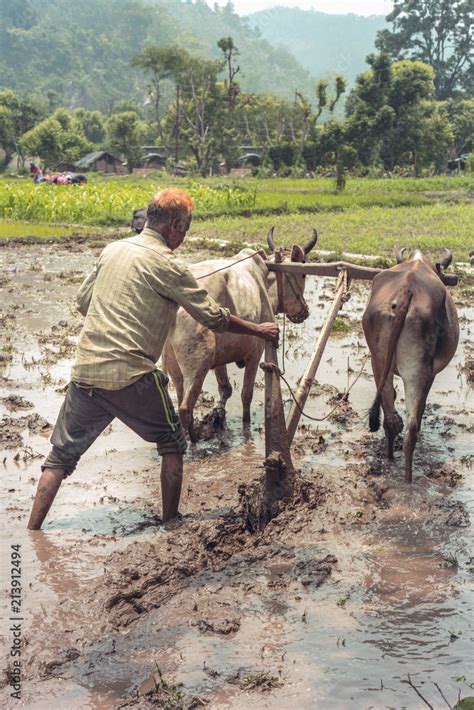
[146,188,194,250]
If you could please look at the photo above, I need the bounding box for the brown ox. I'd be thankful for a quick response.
[362,249,459,482]
[162,228,317,441]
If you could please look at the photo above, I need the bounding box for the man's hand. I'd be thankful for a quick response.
[226,314,279,346]
[256,322,279,345]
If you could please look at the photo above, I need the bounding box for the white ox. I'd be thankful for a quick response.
[162,229,317,440]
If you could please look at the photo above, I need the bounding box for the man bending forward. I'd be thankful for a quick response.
[27,189,278,530]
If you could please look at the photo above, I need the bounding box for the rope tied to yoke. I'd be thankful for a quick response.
[261,354,370,423]
[261,268,369,424]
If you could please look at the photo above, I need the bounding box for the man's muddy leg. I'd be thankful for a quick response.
[161,453,183,522]
[27,468,65,530]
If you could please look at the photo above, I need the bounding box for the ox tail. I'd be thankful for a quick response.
[369,284,413,432]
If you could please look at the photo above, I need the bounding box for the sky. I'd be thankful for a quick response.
[210,0,393,16]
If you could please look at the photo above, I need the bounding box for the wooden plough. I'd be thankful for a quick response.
[256,259,383,524]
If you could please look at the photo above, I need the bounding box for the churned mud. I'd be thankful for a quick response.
[0,239,473,709]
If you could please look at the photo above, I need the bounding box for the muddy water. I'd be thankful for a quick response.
[1,244,473,709]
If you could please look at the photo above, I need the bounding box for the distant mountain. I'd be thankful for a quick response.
[0,0,313,110]
[248,7,386,87]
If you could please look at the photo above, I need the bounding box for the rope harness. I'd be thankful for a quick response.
[263,355,369,423]
[265,267,368,423]
[195,250,262,280]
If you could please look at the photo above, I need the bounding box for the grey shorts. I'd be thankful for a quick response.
[42,370,187,477]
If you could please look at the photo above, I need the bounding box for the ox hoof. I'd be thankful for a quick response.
[188,424,199,444]
[210,406,226,429]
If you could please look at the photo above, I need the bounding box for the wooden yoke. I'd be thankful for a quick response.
[268,260,380,280]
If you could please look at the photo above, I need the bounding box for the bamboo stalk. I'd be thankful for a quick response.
[286,271,351,444]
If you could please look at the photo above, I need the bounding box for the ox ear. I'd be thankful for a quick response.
[291,244,305,263]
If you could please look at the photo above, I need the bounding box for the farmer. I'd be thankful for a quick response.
[29,161,44,183]
[27,188,279,530]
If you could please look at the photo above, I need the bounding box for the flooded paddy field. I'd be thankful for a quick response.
[0,240,473,709]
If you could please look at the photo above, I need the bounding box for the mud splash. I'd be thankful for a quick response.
[1,244,473,709]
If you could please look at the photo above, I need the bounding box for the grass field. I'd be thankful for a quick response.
[0,174,472,260]
[191,202,472,262]
[0,221,101,239]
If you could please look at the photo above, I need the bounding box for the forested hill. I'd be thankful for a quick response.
[0,0,313,111]
[248,7,385,86]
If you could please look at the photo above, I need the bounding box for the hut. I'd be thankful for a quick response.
[140,152,167,169]
[74,151,122,174]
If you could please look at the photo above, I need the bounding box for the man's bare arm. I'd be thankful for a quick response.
[226,314,279,345]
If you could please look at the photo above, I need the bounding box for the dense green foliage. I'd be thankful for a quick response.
[0,178,258,224]
[376,0,473,99]
[0,0,312,110]
[0,2,472,176]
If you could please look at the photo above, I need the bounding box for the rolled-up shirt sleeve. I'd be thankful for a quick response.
[162,260,230,332]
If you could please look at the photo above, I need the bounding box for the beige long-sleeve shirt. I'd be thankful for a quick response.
[71,227,230,390]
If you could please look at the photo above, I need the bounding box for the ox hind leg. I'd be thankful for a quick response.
[401,368,434,483]
[380,371,402,460]
[369,354,402,461]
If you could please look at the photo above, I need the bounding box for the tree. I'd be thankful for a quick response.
[0,89,44,167]
[0,106,15,168]
[419,102,454,173]
[130,47,187,133]
[106,111,146,173]
[313,76,346,124]
[446,98,474,154]
[21,112,92,167]
[217,36,240,109]
[376,0,473,99]
[314,80,328,123]
[173,54,225,176]
[75,109,106,144]
[21,118,64,168]
[345,54,437,171]
[50,109,93,162]
[329,76,347,113]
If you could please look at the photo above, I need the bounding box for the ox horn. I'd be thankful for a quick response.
[303,229,318,255]
[267,227,276,253]
[396,247,407,264]
[439,248,453,270]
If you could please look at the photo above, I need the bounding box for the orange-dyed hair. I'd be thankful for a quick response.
[147,188,194,224]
